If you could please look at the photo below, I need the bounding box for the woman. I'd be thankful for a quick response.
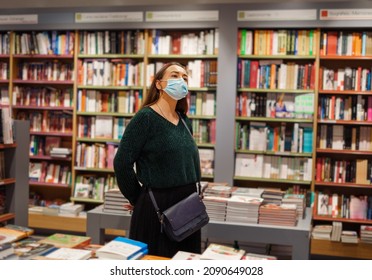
[113,62,202,258]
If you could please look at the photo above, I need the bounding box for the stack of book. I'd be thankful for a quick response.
[258,203,298,227]
[225,195,263,224]
[96,237,148,260]
[330,221,342,241]
[203,184,234,198]
[231,187,264,198]
[341,230,359,243]
[203,196,229,222]
[50,147,72,158]
[311,224,333,240]
[261,188,285,205]
[59,202,84,217]
[282,193,306,219]
[103,188,132,215]
[360,225,372,244]
[203,184,234,222]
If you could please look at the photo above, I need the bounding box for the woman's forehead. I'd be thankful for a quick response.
[165,65,187,75]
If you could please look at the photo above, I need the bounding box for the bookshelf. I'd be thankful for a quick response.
[0,120,29,226]
[234,28,318,201]
[146,28,218,180]
[313,29,372,251]
[11,30,75,214]
[72,29,145,206]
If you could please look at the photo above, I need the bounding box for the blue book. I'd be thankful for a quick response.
[96,237,148,260]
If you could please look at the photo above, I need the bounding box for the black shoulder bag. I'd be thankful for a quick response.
[147,113,209,242]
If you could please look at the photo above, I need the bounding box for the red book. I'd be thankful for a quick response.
[326,31,338,55]
[249,60,259,88]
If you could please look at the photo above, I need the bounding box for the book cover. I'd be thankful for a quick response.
[96,237,148,260]
[0,227,28,245]
[38,233,91,248]
[171,251,201,260]
[38,247,93,260]
[12,238,56,260]
[200,243,245,260]
[44,136,61,155]
[0,243,13,260]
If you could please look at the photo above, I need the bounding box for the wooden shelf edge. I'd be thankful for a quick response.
[0,212,15,223]
[28,213,86,233]
[311,239,372,259]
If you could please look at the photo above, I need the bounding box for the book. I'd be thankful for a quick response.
[12,238,56,260]
[96,237,148,260]
[171,251,201,260]
[0,227,28,244]
[0,243,13,260]
[4,224,34,236]
[200,243,245,260]
[242,253,277,260]
[37,247,93,260]
[44,136,61,155]
[38,233,91,248]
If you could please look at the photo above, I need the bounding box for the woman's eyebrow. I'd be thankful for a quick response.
[169,70,187,76]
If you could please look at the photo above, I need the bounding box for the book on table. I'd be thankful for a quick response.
[35,247,93,260]
[0,227,28,245]
[38,233,91,248]
[200,243,245,260]
[11,238,56,260]
[96,237,148,260]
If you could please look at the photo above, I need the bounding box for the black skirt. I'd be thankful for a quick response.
[129,183,201,258]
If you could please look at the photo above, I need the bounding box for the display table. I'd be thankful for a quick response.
[86,205,132,244]
[202,208,312,260]
[87,206,312,259]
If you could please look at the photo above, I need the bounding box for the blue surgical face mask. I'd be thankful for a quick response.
[162,78,188,100]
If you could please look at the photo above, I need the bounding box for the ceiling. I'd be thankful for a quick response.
[0,0,359,10]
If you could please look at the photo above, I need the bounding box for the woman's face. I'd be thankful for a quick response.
[160,65,188,85]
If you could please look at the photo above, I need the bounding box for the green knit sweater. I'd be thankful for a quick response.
[113,107,201,204]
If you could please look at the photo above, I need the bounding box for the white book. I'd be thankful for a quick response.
[201,243,245,260]
[172,251,201,260]
[43,247,92,260]
[95,116,113,138]
[96,237,147,260]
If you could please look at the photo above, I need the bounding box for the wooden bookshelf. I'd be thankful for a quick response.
[311,239,372,259]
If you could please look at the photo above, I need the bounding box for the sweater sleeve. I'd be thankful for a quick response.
[113,111,149,205]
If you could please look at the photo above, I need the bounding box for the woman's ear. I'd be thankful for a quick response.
[155,80,162,90]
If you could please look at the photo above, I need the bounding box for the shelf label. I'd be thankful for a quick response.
[237,9,317,21]
[75,12,143,23]
[146,10,218,22]
[0,14,38,25]
[320,9,372,20]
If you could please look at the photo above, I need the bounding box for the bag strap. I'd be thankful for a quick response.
[177,111,202,186]
[178,112,193,137]
[148,188,163,223]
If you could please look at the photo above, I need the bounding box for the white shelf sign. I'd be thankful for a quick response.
[0,14,38,25]
[237,9,316,21]
[320,9,372,20]
[75,12,143,23]
[146,10,218,22]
